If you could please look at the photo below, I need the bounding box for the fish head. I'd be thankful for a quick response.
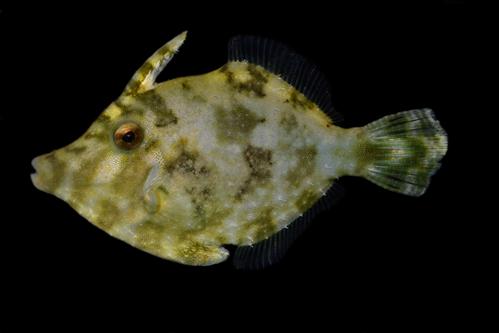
[30,100,166,232]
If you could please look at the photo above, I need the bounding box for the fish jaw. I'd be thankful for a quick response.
[31,152,65,196]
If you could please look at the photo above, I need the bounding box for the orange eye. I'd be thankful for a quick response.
[113,122,144,150]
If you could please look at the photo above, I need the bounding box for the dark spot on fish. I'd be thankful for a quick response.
[165,146,209,178]
[136,90,177,127]
[215,105,264,143]
[221,64,268,97]
[144,140,159,152]
[70,149,107,192]
[236,64,268,97]
[198,166,209,175]
[43,152,67,193]
[285,90,315,110]
[200,187,211,198]
[236,146,273,200]
[110,152,150,198]
[137,90,163,109]
[247,64,268,84]
[279,113,298,131]
[286,146,317,188]
[295,188,322,213]
[155,114,178,127]
[181,81,192,91]
[166,150,197,174]
[191,95,207,103]
[94,199,120,230]
[244,145,273,179]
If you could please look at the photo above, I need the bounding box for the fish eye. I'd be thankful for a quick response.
[114,122,144,150]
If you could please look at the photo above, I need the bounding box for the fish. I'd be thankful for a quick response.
[31,31,448,269]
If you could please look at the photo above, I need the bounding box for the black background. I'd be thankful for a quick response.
[2,1,463,331]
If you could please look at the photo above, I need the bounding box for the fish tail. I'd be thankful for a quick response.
[355,108,448,196]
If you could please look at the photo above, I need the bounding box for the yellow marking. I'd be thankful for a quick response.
[105,103,123,120]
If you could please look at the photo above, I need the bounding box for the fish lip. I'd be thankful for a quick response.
[30,156,43,191]
[31,156,39,172]
[30,172,40,189]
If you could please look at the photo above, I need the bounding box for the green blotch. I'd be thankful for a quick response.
[252,208,276,242]
[119,105,146,117]
[43,152,67,193]
[191,95,207,103]
[244,145,273,179]
[185,186,208,228]
[136,90,177,127]
[134,219,166,254]
[125,80,141,95]
[295,188,322,213]
[144,140,159,152]
[166,149,198,174]
[219,64,234,83]
[110,153,149,198]
[286,146,317,187]
[236,146,273,200]
[286,90,315,110]
[97,113,111,123]
[94,199,120,230]
[70,150,107,197]
[220,64,268,97]
[215,105,263,143]
[279,113,299,132]
[181,81,192,91]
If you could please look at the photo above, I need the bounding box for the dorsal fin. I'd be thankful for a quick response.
[232,182,344,270]
[228,36,342,123]
[122,31,187,96]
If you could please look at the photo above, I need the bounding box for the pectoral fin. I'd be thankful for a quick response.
[123,31,187,95]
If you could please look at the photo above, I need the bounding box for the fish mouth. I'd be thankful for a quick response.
[31,156,43,191]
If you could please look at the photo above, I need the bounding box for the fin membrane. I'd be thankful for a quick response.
[232,183,344,270]
[361,108,448,196]
[228,36,342,123]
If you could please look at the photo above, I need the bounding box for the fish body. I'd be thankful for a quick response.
[31,32,448,268]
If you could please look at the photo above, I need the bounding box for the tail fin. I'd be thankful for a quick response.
[358,108,448,196]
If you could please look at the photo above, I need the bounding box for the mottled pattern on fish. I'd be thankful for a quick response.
[31,32,447,267]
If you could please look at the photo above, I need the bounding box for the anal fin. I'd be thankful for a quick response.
[232,182,344,270]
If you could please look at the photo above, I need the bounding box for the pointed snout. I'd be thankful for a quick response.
[31,151,67,195]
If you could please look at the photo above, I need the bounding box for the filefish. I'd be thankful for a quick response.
[31,32,448,269]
